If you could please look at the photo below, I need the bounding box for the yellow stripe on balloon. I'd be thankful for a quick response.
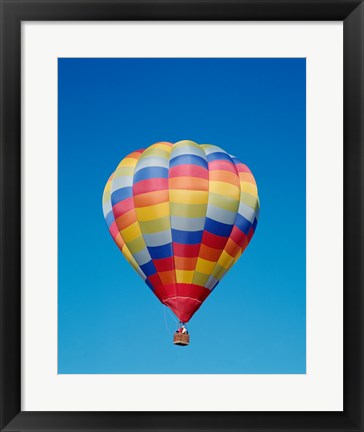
[169,190,209,205]
[208,181,240,200]
[195,257,216,274]
[102,183,111,205]
[152,142,173,151]
[120,221,142,243]
[135,202,170,221]
[175,270,194,284]
[117,157,140,168]
[113,166,135,178]
[192,272,210,286]
[122,244,136,264]
[211,263,226,280]
[170,202,207,218]
[138,216,170,234]
[240,192,259,210]
[125,236,147,254]
[208,193,239,212]
[217,250,235,270]
[241,182,258,196]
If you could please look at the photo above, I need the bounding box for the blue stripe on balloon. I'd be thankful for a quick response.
[252,217,258,231]
[145,278,154,291]
[105,211,115,227]
[211,280,219,291]
[235,213,252,235]
[140,260,157,277]
[170,154,208,169]
[111,186,133,205]
[206,152,234,163]
[204,217,232,237]
[133,166,169,183]
[171,229,204,244]
[148,243,173,259]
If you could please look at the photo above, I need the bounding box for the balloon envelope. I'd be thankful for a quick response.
[102,141,259,322]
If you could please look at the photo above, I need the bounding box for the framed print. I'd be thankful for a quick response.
[21,22,342,412]
[0,1,363,431]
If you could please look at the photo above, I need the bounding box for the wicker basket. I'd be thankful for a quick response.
[173,333,190,346]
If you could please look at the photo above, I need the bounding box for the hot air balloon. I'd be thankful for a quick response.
[102,140,260,345]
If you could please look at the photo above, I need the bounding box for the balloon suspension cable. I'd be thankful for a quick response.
[167,308,179,324]
[177,321,188,331]
[163,305,179,335]
[163,306,172,335]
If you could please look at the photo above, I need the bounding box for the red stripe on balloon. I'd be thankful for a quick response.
[234,162,252,173]
[112,197,134,219]
[169,164,209,179]
[173,243,201,257]
[229,225,249,249]
[133,178,168,195]
[153,257,175,272]
[148,273,164,290]
[202,231,229,249]
[109,221,120,239]
[208,159,237,173]
[247,226,255,241]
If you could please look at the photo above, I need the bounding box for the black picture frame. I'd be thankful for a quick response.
[0,1,362,431]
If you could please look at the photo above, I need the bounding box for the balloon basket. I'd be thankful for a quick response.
[173,333,190,346]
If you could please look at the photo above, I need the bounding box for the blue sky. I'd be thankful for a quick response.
[58,58,306,374]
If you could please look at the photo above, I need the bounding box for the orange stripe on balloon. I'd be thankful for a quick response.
[209,170,240,184]
[174,256,197,271]
[198,244,222,261]
[133,190,169,207]
[115,234,125,251]
[239,172,256,184]
[116,209,137,231]
[169,176,209,191]
[210,168,240,189]
[158,270,176,285]
[224,237,241,258]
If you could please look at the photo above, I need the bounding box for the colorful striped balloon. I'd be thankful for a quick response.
[102,141,260,323]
